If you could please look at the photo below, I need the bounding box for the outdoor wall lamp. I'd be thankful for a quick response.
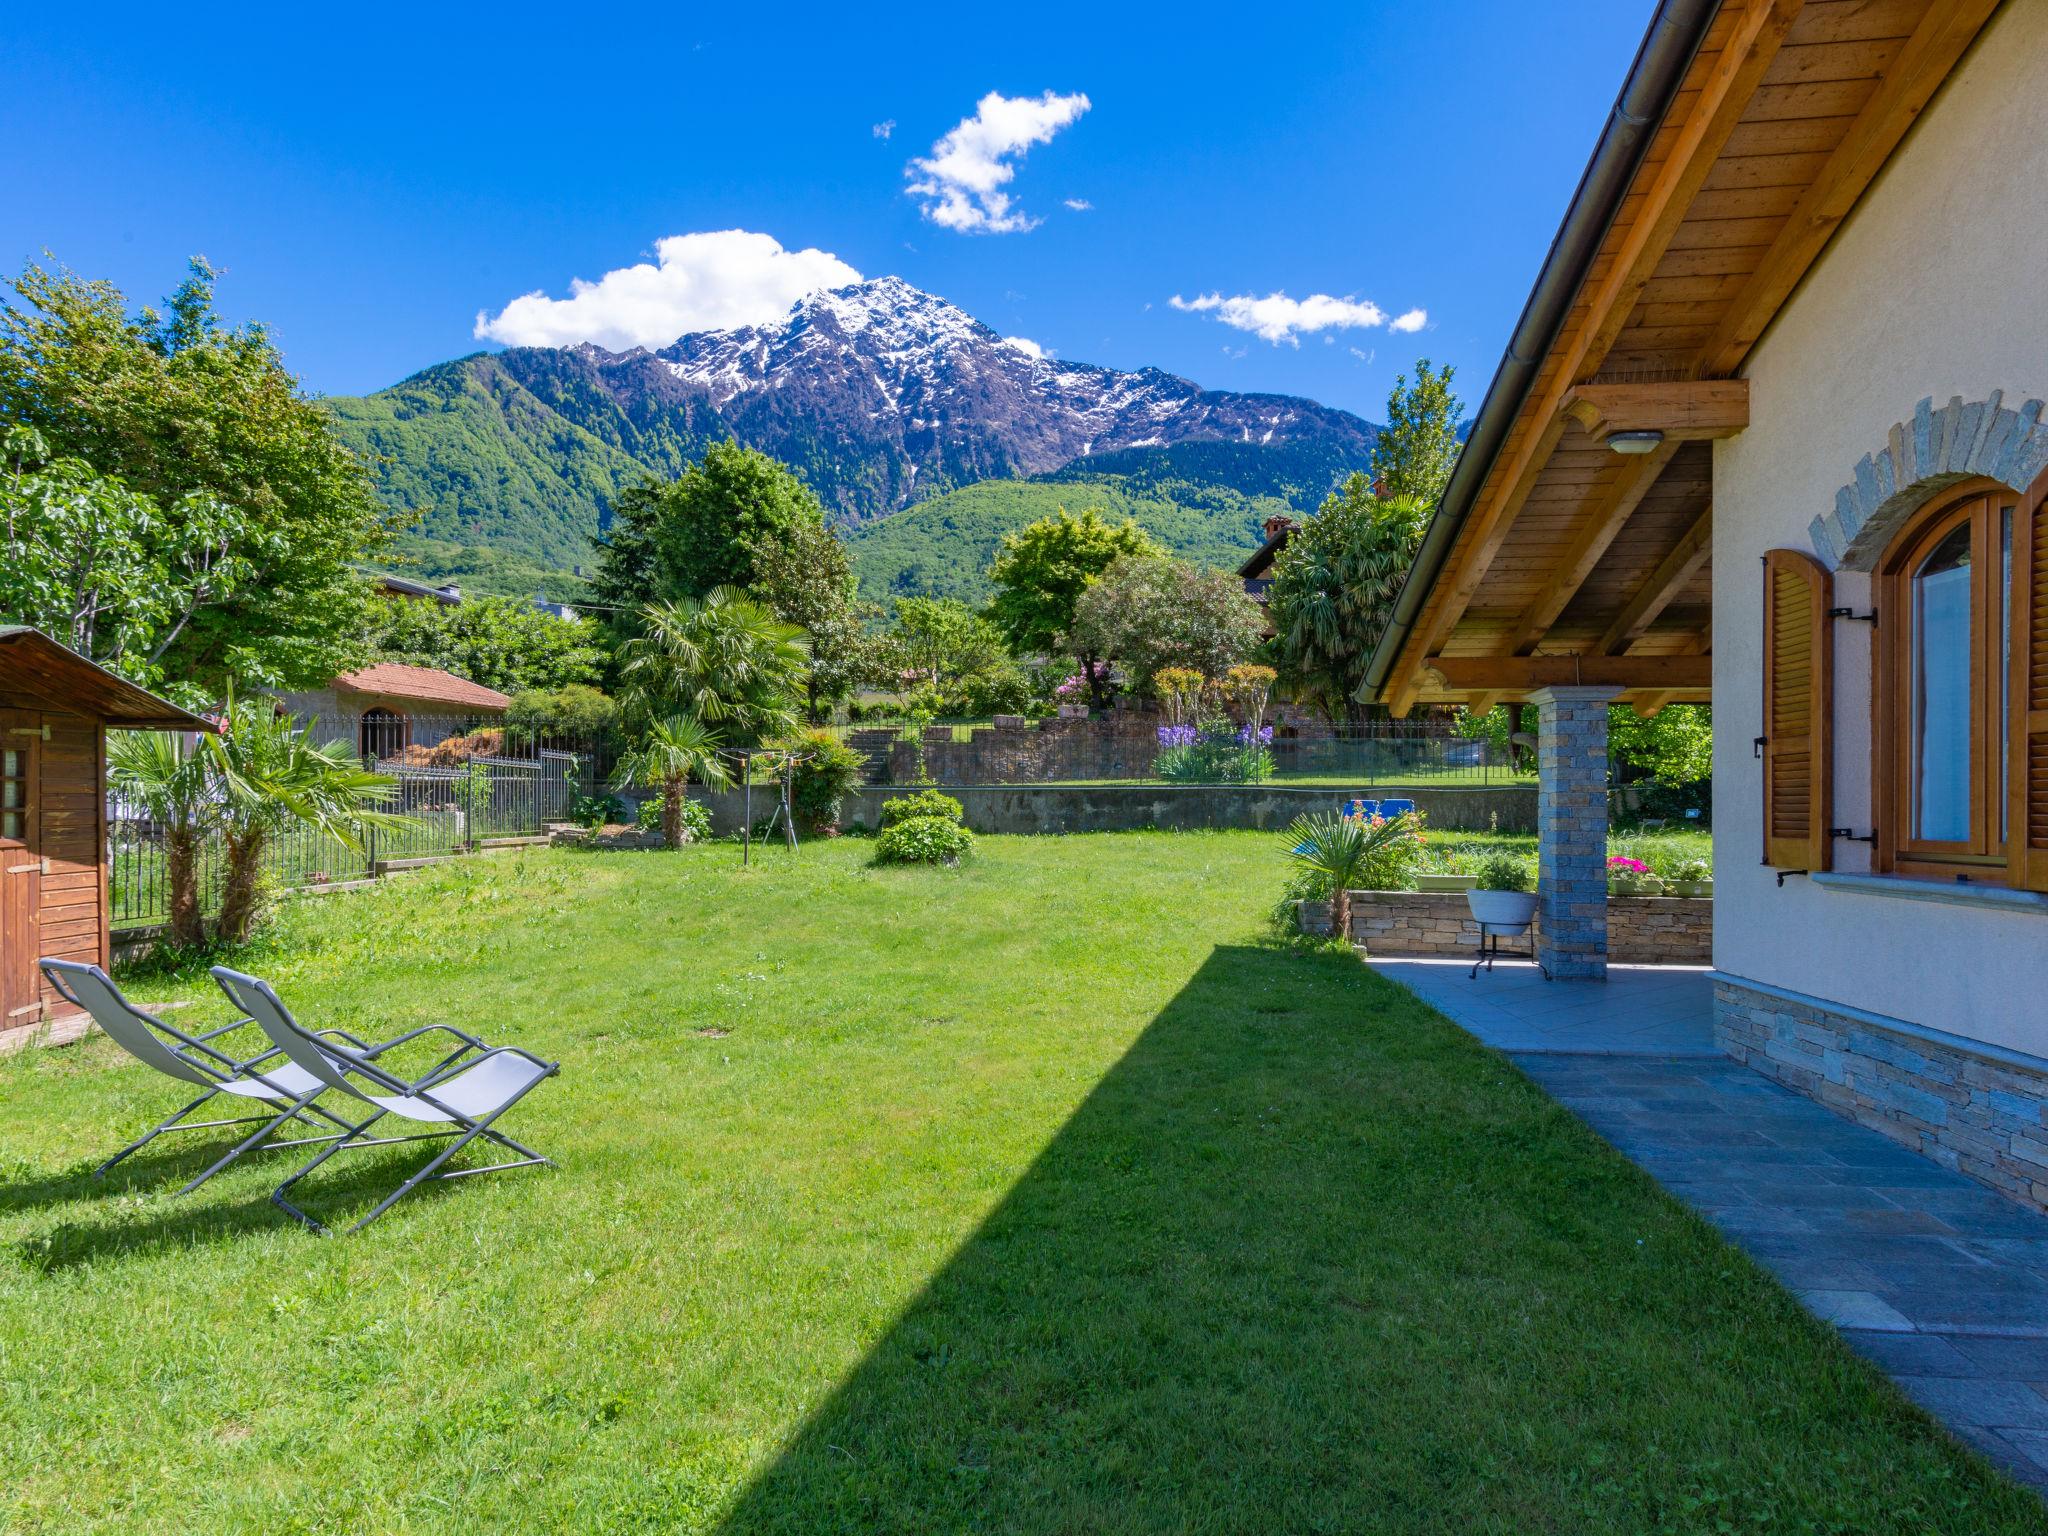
[1605,429,1666,454]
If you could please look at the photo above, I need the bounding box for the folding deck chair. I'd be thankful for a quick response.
[37,959,360,1194]
[211,966,561,1235]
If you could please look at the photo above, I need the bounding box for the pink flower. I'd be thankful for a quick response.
[1607,855,1651,874]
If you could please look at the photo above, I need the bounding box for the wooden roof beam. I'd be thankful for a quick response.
[1502,439,1683,656]
[1422,654,1712,693]
[1596,506,1714,655]
[1383,0,1802,716]
[1561,380,1748,442]
[1695,0,2004,376]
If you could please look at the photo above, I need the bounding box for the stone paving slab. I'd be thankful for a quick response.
[1370,959,2048,1494]
[1517,1052,2048,1494]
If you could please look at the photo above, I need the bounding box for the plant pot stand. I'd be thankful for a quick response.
[1471,922,1548,980]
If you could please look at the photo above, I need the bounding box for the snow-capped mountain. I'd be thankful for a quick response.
[326,276,1378,571]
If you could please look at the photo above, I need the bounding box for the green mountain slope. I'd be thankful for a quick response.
[848,475,1299,607]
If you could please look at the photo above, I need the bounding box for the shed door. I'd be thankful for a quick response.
[0,711,41,1025]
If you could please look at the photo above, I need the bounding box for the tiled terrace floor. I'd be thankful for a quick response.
[1369,959,2048,1496]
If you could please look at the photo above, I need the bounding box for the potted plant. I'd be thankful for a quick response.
[1415,843,1480,893]
[1465,851,1538,928]
[1668,857,1712,899]
[1606,854,1665,896]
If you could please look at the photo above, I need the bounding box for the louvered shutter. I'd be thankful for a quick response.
[1761,548,1832,871]
[2011,487,2048,890]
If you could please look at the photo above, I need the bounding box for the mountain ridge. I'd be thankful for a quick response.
[324,277,1380,590]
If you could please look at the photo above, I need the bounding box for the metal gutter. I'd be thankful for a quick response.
[1362,0,1726,700]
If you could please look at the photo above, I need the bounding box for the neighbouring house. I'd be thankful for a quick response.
[374,573,462,605]
[277,663,511,761]
[1364,1,2048,1211]
[1238,515,1297,604]
[0,628,215,1029]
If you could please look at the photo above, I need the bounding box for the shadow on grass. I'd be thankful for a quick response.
[708,944,2035,1534]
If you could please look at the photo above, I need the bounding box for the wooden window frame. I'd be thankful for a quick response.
[1874,480,2018,881]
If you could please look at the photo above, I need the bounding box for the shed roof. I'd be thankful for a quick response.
[0,628,218,732]
[334,663,512,711]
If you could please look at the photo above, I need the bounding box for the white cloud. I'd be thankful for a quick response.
[872,119,895,140]
[474,231,861,351]
[1168,289,1423,348]
[1003,336,1048,360]
[906,90,1091,234]
[1063,197,1093,212]
[1389,308,1428,334]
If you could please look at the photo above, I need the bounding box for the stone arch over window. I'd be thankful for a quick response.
[1809,391,2048,571]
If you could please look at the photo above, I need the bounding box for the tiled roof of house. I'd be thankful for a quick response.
[333,663,511,711]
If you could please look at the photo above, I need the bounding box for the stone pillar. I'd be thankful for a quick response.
[1530,686,1620,981]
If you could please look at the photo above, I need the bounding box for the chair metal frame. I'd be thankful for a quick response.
[38,959,365,1195]
[211,966,560,1235]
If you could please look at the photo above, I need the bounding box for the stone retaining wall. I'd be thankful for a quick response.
[695,783,1538,837]
[1716,976,2048,1216]
[1300,891,1712,967]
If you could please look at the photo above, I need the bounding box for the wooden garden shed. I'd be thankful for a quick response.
[0,628,214,1029]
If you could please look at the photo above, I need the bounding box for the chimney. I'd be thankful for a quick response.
[1262,515,1297,540]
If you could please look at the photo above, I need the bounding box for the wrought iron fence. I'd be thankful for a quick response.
[107,714,609,930]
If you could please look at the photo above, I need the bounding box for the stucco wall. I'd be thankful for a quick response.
[1711,0,2048,1052]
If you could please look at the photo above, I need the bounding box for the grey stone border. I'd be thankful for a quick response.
[1809,392,2048,571]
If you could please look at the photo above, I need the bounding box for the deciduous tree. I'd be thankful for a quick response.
[365,592,602,693]
[1065,556,1263,696]
[1369,359,1462,504]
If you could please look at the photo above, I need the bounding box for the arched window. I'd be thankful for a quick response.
[358,707,410,762]
[1876,482,2018,879]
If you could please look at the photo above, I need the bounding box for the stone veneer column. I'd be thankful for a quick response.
[1530,686,1621,981]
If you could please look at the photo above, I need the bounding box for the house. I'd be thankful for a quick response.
[0,628,215,1029]
[277,663,512,760]
[374,573,463,605]
[1238,515,1298,603]
[1364,0,2048,1210]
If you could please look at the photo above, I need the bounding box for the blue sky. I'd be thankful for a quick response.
[2,1,1650,421]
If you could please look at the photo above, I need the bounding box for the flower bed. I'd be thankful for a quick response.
[1299,890,1711,966]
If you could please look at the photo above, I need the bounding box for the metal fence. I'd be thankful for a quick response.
[108,714,608,930]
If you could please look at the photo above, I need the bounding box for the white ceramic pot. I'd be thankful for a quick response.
[1466,888,1539,930]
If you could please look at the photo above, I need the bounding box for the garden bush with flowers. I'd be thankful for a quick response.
[1150,664,1278,784]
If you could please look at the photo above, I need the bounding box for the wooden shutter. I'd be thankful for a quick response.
[2011,485,2048,890]
[1761,549,1832,871]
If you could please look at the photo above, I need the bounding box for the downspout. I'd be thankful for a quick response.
[1362,0,1725,700]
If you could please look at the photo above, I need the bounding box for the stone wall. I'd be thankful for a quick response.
[1297,891,1711,966]
[1716,975,2048,1216]
[695,782,1538,837]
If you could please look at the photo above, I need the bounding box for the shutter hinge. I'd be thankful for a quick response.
[1830,828,1875,844]
[1826,607,1877,624]
[1774,868,1808,887]
[1753,735,1767,758]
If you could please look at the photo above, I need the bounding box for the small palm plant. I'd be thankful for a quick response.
[1285,812,1420,939]
[203,694,406,943]
[612,713,731,848]
[107,729,213,949]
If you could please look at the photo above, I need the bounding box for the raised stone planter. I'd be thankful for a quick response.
[1297,890,1711,967]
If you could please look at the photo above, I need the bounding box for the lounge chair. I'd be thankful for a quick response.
[210,966,560,1235]
[1340,798,1380,821]
[37,958,361,1195]
[1377,797,1417,819]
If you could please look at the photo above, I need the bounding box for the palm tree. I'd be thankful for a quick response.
[612,714,731,848]
[204,695,409,942]
[107,729,212,948]
[1285,811,1419,940]
[618,588,810,746]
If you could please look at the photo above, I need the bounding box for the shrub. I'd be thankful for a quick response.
[569,792,626,829]
[873,814,974,865]
[636,793,711,842]
[880,789,964,828]
[1475,852,1532,892]
[772,728,867,833]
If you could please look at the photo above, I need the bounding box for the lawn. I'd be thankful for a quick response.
[0,833,2033,1533]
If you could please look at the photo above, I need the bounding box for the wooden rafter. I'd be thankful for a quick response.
[1694,0,2004,375]
[1630,626,1714,716]
[1502,440,1683,656]
[1384,0,1804,715]
[1596,506,1714,655]
[1422,654,1712,692]
[1561,379,1749,441]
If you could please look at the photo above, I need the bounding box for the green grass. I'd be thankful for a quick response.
[0,834,2030,1532]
